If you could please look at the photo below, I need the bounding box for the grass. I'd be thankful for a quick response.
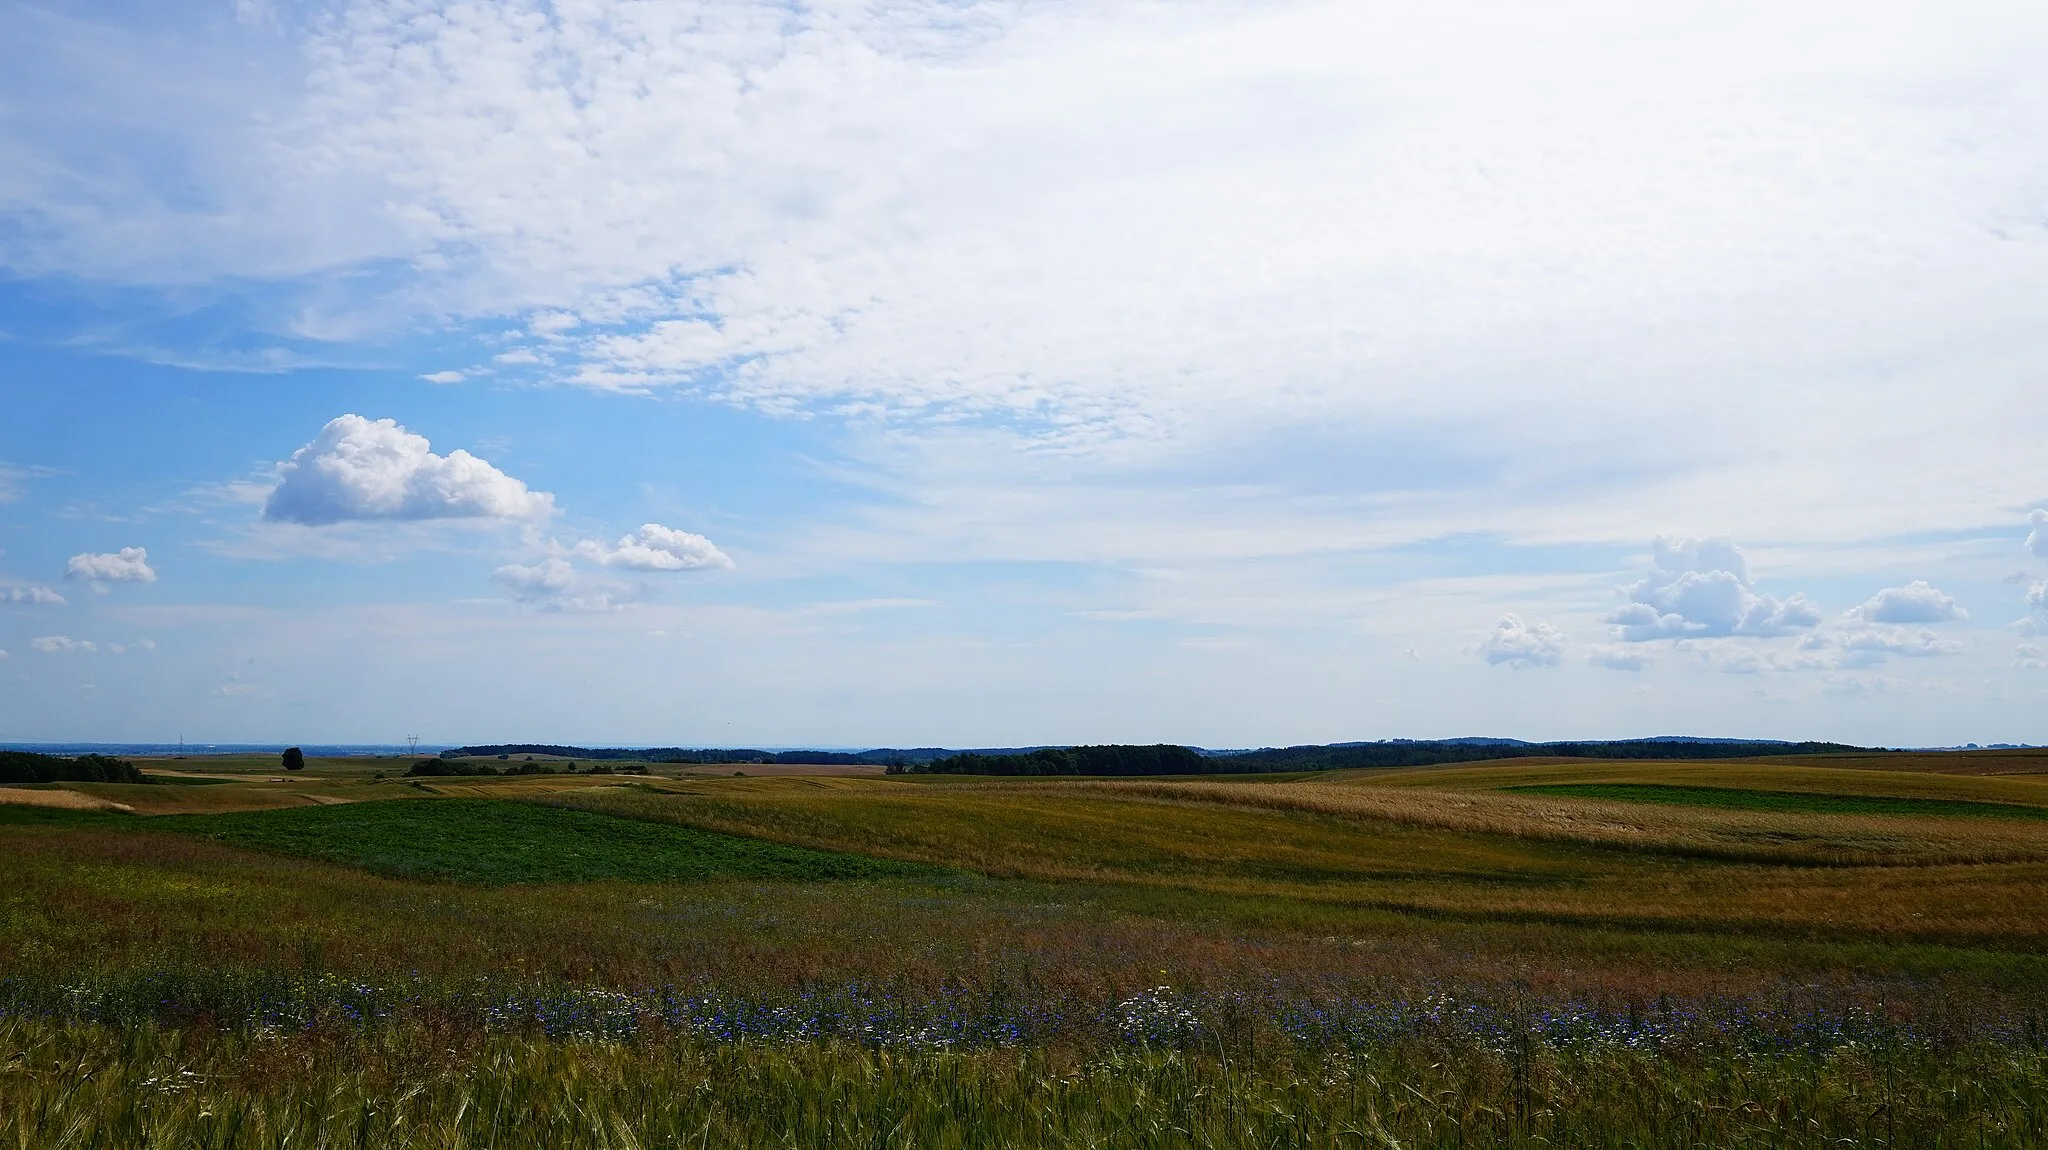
[13,1020,2046,1149]
[542,775,2048,945]
[148,797,934,884]
[11,753,2048,1143]
[1507,782,2048,820]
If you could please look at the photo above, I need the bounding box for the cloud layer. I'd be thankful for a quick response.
[264,415,555,526]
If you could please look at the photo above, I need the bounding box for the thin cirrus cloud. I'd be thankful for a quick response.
[65,547,157,584]
[262,415,555,526]
[1606,537,1820,642]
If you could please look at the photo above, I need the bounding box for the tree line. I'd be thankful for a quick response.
[0,751,150,786]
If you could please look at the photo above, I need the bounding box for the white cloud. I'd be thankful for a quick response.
[30,635,95,653]
[1586,645,1650,672]
[65,547,157,584]
[264,415,554,526]
[1852,581,1966,624]
[1607,537,1820,641]
[419,370,465,384]
[492,559,634,613]
[0,585,67,605]
[575,523,733,572]
[2012,580,2048,637]
[2027,509,2048,558]
[2018,644,2048,671]
[1477,614,1564,669]
[1836,626,1962,660]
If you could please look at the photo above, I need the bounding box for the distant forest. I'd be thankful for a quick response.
[446,738,1875,777]
[0,750,149,785]
[1201,739,1871,773]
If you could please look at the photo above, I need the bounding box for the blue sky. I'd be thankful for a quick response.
[2,0,2046,747]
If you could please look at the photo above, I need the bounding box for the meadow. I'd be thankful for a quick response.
[5,749,2048,1145]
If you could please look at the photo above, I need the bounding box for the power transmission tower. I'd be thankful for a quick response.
[406,734,420,754]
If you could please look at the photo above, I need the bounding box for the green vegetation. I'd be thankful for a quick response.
[157,798,932,884]
[9,1021,2045,1149]
[0,750,148,785]
[1508,782,2048,820]
[9,753,2048,1145]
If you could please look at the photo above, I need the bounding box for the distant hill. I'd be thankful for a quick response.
[447,738,1875,776]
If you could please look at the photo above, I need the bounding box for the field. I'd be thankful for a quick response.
[5,750,2048,1145]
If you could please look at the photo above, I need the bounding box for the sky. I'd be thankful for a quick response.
[2,0,2045,748]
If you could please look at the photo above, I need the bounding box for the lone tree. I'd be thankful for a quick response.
[282,746,305,771]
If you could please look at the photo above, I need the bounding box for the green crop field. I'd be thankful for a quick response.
[7,750,2048,1146]
[152,797,934,883]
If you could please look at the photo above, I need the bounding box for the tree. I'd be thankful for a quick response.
[282,747,305,771]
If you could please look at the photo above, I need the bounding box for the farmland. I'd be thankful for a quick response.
[5,749,2048,1145]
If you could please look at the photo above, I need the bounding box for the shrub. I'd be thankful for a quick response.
[282,747,306,771]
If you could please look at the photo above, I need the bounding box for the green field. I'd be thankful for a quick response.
[7,750,2048,1146]
[155,797,933,883]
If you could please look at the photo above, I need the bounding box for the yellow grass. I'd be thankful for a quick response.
[0,786,129,812]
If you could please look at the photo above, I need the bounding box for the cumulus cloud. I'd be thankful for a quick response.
[1477,614,1564,669]
[264,415,554,526]
[575,524,732,572]
[1,585,66,605]
[492,559,634,613]
[1836,626,1962,659]
[420,370,464,384]
[2011,580,2048,637]
[1852,581,1966,624]
[30,635,95,653]
[1607,537,1820,642]
[65,547,156,584]
[2027,509,2048,558]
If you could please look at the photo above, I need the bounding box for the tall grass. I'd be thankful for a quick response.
[7,1016,2048,1148]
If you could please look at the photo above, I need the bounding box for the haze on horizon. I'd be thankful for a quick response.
[2,0,2045,748]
